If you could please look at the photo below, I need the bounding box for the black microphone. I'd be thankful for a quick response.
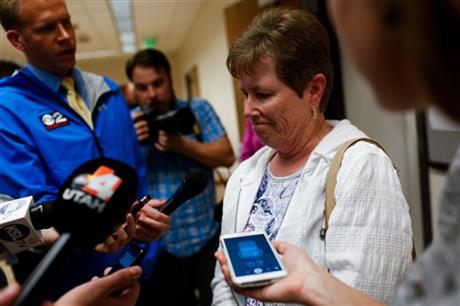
[159,170,209,215]
[28,200,55,230]
[14,158,138,306]
[0,198,86,258]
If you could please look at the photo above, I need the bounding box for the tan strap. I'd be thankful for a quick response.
[0,258,16,285]
[321,137,415,259]
[322,138,392,239]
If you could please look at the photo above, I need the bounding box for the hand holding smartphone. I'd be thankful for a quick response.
[220,232,287,287]
[106,243,145,297]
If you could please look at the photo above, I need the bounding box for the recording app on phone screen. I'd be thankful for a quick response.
[224,233,282,277]
[119,250,137,267]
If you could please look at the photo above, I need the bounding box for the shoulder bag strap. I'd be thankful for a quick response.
[321,137,415,259]
[322,137,394,239]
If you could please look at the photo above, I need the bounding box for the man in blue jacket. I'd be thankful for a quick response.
[0,0,171,298]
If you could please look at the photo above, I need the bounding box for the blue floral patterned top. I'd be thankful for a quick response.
[243,166,303,306]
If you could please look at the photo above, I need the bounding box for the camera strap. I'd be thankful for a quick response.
[185,99,203,143]
[192,121,203,142]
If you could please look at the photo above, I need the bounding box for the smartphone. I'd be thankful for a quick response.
[220,232,287,288]
[108,244,145,275]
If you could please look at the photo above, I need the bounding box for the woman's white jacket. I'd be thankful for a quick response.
[212,120,413,306]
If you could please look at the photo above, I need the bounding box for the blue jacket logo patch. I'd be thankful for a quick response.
[40,112,69,130]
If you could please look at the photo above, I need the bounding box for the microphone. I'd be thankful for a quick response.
[28,200,55,231]
[159,170,209,215]
[109,170,208,283]
[0,197,81,258]
[0,196,44,256]
[14,158,138,306]
[0,197,68,257]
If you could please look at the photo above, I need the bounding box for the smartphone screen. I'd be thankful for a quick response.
[108,244,145,275]
[221,232,286,286]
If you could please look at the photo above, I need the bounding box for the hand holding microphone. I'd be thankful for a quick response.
[94,213,136,254]
[133,170,208,242]
[133,198,171,242]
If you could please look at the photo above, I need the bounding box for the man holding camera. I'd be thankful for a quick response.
[127,49,235,306]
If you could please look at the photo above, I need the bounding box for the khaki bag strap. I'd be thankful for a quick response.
[0,258,16,286]
[321,137,416,259]
[322,137,391,240]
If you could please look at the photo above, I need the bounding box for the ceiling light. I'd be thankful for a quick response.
[122,44,137,54]
[108,0,137,54]
[120,32,136,45]
[76,49,119,60]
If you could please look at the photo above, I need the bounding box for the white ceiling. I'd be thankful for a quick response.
[1,0,207,63]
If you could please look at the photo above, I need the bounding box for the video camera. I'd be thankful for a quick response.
[136,106,200,144]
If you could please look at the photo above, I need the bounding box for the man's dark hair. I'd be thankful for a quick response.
[0,0,20,31]
[0,59,21,78]
[126,49,171,81]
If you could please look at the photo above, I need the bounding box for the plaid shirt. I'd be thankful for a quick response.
[141,98,226,256]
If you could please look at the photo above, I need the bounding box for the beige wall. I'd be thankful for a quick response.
[170,1,240,160]
[77,54,132,84]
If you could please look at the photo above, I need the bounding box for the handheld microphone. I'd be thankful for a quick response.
[0,175,131,255]
[0,197,44,256]
[14,158,138,306]
[0,197,63,257]
[159,170,209,215]
[105,170,208,285]
[0,197,76,259]
[28,200,55,231]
